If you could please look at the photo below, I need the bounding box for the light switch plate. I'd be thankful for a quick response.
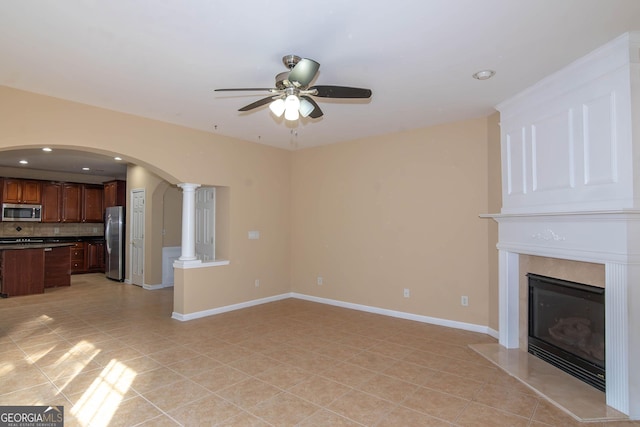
[248,231,260,240]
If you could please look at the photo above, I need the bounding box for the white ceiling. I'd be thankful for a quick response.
[1,0,640,158]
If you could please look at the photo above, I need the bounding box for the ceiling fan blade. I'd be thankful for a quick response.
[238,96,277,112]
[301,96,323,118]
[310,85,372,98]
[288,58,320,88]
[215,88,274,92]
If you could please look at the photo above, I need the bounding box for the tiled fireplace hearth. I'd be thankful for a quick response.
[480,32,640,420]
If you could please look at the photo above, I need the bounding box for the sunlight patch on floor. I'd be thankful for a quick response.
[0,361,15,376]
[26,344,59,364]
[71,359,137,427]
[54,341,101,392]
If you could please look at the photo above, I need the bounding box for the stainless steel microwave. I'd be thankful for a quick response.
[1,203,42,222]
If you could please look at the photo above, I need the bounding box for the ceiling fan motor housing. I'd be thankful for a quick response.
[282,54,302,69]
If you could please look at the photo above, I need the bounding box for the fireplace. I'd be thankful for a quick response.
[527,273,605,391]
[484,31,640,419]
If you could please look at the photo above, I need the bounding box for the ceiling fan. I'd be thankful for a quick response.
[215,55,372,121]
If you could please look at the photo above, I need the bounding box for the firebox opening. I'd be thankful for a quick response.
[527,273,605,392]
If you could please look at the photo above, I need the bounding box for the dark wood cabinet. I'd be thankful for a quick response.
[0,249,45,297]
[1,178,42,204]
[82,184,104,223]
[44,247,71,288]
[62,183,82,223]
[41,182,63,223]
[68,240,105,274]
[2,177,107,224]
[104,180,126,208]
[69,242,85,274]
[86,241,105,272]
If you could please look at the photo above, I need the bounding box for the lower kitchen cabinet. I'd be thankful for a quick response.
[69,240,106,274]
[86,241,105,272]
[44,246,71,288]
[0,249,45,297]
[70,242,85,274]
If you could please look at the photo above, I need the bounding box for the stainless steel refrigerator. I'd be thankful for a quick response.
[105,206,125,281]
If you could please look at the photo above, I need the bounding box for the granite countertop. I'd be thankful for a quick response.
[0,242,75,250]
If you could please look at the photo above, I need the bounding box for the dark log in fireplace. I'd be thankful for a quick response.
[527,273,605,391]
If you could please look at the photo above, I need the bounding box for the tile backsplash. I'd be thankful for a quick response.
[0,222,104,238]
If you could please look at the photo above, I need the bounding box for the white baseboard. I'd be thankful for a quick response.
[172,291,495,337]
[487,327,499,340]
[143,283,173,290]
[172,293,291,321]
[291,293,495,336]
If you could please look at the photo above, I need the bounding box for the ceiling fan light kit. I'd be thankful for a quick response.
[284,94,301,121]
[215,55,372,122]
[269,98,286,117]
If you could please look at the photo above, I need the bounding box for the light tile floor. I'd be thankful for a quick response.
[1,274,639,426]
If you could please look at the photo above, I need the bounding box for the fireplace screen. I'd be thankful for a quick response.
[527,273,605,391]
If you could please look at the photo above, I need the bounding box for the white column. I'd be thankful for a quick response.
[605,262,630,416]
[177,183,200,261]
[499,250,520,349]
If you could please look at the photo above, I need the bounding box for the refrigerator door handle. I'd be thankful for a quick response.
[105,216,112,254]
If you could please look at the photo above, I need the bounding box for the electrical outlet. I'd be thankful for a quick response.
[317,276,323,285]
[461,295,469,306]
[403,288,410,298]
[255,279,260,288]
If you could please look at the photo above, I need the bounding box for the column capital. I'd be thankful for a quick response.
[177,182,201,192]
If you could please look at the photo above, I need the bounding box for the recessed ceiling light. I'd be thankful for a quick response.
[19,160,28,165]
[472,69,496,80]
[114,157,122,161]
[82,167,90,171]
[42,147,52,152]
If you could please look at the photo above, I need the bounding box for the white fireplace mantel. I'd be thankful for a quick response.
[489,31,640,419]
[484,210,640,418]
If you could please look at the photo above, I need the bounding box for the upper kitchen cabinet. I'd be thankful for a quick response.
[41,182,62,223]
[82,184,104,222]
[104,180,126,208]
[61,183,82,223]
[1,178,42,204]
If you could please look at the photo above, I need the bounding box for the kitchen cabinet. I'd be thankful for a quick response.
[1,178,42,204]
[69,242,85,274]
[44,246,71,288]
[82,184,104,222]
[104,180,126,208]
[86,241,105,272]
[41,182,62,223]
[62,183,82,223]
[0,248,45,297]
[40,182,105,223]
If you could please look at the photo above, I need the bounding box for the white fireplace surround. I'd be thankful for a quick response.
[486,32,640,418]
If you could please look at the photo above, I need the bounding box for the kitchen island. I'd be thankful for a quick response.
[0,242,73,297]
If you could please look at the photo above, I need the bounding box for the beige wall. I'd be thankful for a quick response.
[0,86,292,314]
[162,186,182,248]
[290,117,493,326]
[0,85,501,329]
